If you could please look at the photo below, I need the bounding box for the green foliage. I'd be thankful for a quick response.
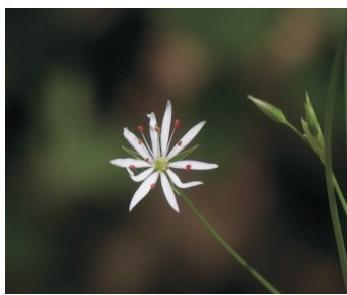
[248,93,326,160]
[249,86,347,290]
[249,92,347,218]
[323,34,347,289]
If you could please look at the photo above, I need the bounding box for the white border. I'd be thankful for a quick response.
[1,5,5,294]
[4,0,347,8]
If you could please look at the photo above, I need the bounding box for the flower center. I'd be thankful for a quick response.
[154,157,167,172]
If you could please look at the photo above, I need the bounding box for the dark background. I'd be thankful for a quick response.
[6,8,347,293]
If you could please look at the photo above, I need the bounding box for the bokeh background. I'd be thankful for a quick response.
[6,8,347,293]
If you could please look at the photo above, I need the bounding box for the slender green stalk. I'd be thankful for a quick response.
[178,190,280,294]
[286,122,306,141]
[333,174,347,216]
[323,29,347,290]
[286,124,347,217]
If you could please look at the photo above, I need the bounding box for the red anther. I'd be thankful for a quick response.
[145,158,149,163]
[186,164,192,171]
[150,183,156,189]
[174,119,181,129]
[155,125,160,132]
[177,140,182,146]
[138,139,143,144]
[137,125,144,132]
[129,165,136,171]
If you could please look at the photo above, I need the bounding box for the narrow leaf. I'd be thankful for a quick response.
[323,34,347,289]
[121,145,141,159]
[170,144,199,162]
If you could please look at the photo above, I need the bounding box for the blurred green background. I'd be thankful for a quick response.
[6,8,347,293]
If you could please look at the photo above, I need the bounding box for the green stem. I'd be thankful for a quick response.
[333,174,347,217]
[286,122,306,141]
[179,191,280,294]
[323,25,347,290]
[325,172,347,291]
[286,124,347,217]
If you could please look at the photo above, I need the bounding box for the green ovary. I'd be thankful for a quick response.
[154,157,168,172]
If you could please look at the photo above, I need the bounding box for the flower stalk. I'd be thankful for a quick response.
[112,100,280,292]
[177,189,280,294]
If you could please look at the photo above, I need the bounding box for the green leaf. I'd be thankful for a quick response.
[247,95,288,125]
[170,144,199,162]
[121,145,141,159]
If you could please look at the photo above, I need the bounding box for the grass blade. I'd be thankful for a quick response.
[323,28,347,290]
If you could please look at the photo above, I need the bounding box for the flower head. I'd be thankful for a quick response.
[110,100,218,212]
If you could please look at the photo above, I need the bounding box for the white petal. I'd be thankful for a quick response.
[160,172,180,212]
[110,158,151,168]
[160,100,172,157]
[124,128,152,161]
[168,160,218,170]
[167,121,206,160]
[129,172,159,211]
[126,167,154,182]
[147,112,160,158]
[166,169,203,188]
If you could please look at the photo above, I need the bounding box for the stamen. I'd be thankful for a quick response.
[138,130,154,159]
[137,125,144,133]
[186,164,192,171]
[129,165,136,171]
[155,125,160,132]
[138,139,143,144]
[150,183,156,189]
[157,127,161,157]
[165,127,176,156]
[178,140,182,146]
[174,119,181,129]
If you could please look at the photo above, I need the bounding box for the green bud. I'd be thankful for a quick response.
[247,95,288,125]
[302,93,324,158]
[304,92,320,134]
[301,118,324,160]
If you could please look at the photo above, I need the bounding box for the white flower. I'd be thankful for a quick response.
[110,100,218,212]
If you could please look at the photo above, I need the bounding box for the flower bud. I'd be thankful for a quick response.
[304,93,321,135]
[248,95,288,125]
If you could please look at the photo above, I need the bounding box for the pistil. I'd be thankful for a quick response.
[154,157,168,172]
